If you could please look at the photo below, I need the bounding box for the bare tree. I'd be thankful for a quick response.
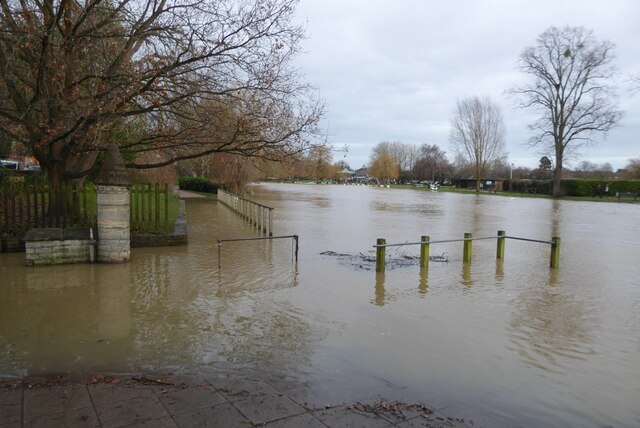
[631,73,640,94]
[510,26,623,197]
[618,158,640,180]
[388,141,418,182]
[0,0,321,185]
[449,96,506,192]
[412,144,451,183]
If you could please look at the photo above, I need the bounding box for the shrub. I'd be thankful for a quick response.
[560,179,640,196]
[178,176,218,193]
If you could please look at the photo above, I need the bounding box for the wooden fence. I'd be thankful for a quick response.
[1,182,170,239]
[0,183,96,237]
[130,183,170,233]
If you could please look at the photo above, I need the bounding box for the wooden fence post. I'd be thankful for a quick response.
[164,183,169,226]
[550,237,560,268]
[463,232,472,263]
[376,238,386,272]
[420,235,430,268]
[496,230,505,259]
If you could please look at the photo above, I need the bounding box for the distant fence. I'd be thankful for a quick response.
[130,183,170,233]
[1,183,96,237]
[218,189,274,236]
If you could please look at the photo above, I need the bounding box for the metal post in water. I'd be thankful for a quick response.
[376,238,386,272]
[294,235,299,262]
[496,230,505,259]
[268,208,273,236]
[463,232,472,263]
[420,235,430,268]
[550,237,560,268]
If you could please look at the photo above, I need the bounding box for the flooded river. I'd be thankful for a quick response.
[1,183,639,426]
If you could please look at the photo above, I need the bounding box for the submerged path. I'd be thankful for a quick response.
[174,189,208,199]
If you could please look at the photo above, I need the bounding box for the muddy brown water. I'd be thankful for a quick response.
[1,183,639,427]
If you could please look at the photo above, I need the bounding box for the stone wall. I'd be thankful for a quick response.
[24,228,95,266]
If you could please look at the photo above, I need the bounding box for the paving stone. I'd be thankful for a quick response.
[0,388,21,425]
[23,406,98,428]
[173,402,250,428]
[96,395,169,427]
[88,383,155,407]
[261,412,328,428]
[157,386,226,416]
[24,385,93,419]
[313,405,393,428]
[282,384,378,411]
[120,416,179,427]
[205,377,279,401]
[232,393,306,425]
[396,414,461,427]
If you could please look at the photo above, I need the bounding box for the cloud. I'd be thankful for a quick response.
[295,0,640,170]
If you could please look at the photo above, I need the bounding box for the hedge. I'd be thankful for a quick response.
[504,179,640,197]
[178,176,218,194]
[561,179,640,197]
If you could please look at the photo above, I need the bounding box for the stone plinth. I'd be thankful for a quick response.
[24,228,94,266]
[96,185,130,263]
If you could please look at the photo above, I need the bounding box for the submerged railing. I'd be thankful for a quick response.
[217,189,274,236]
[216,235,298,268]
[373,231,560,272]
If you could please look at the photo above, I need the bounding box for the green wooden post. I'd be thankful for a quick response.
[463,232,472,263]
[420,235,430,268]
[496,230,505,259]
[141,184,147,225]
[155,183,160,230]
[550,237,561,268]
[376,238,386,272]
[164,183,169,226]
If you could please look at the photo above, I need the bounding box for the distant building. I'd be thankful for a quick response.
[451,178,504,191]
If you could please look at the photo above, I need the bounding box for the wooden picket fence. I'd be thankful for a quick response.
[0,183,97,237]
[1,182,171,239]
[129,183,170,233]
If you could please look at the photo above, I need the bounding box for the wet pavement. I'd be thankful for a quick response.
[0,375,465,427]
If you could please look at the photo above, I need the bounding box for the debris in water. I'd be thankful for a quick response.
[429,252,449,262]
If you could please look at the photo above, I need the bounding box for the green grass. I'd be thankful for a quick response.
[391,184,637,203]
[130,190,180,234]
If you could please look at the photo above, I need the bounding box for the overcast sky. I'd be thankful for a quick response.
[293,0,640,171]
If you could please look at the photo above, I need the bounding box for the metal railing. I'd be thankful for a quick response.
[216,235,298,268]
[217,189,274,236]
[373,231,560,272]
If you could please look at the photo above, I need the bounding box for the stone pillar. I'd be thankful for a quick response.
[95,144,131,263]
[97,185,130,262]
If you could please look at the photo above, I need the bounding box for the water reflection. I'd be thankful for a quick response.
[507,269,596,373]
[495,260,504,281]
[418,268,429,296]
[461,263,474,287]
[374,272,386,306]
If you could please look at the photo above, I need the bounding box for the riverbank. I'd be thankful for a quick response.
[390,184,639,203]
[0,374,465,427]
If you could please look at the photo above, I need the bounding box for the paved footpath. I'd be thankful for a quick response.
[0,375,467,428]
